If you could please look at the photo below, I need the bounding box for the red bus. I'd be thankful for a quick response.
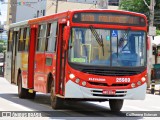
[5,9,148,111]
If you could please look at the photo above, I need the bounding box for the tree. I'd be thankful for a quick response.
[0,40,7,53]
[120,0,160,35]
[120,0,149,14]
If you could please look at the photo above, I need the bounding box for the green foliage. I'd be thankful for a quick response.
[156,30,160,35]
[119,0,150,14]
[120,0,160,30]
[0,40,7,53]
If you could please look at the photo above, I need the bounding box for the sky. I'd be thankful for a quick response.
[0,0,8,25]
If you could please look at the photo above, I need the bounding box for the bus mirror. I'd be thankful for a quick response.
[63,26,70,50]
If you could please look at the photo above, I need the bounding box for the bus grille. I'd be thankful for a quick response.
[89,82,129,87]
[82,69,139,76]
[91,90,127,97]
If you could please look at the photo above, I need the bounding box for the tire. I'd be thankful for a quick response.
[109,99,124,112]
[50,81,64,109]
[18,74,28,98]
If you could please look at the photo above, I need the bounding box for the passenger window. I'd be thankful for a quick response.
[46,22,57,52]
[37,24,47,52]
[24,27,30,51]
[18,28,25,51]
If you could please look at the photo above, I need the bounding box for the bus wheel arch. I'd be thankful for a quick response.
[17,68,21,85]
[17,71,28,98]
[47,73,54,93]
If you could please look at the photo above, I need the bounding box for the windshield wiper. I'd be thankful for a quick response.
[101,35,104,56]
[89,26,103,46]
[89,25,104,56]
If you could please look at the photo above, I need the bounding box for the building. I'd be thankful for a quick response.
[16,0,46,22]
[6,0,17,26]
[6,0,120,28]
[46,0,120,16]
[67,0,120,5]
[6,0,46,29]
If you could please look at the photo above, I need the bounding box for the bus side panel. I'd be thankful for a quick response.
[44,53,56,92]
[16,52,22,83]
[5,52,12,83]
[44,53,56,75]
[34,53,45,92]
[17,52,28,89]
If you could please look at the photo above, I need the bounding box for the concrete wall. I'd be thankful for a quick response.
[16,0,46,22]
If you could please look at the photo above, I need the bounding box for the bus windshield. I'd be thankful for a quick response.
[68,27,146,67]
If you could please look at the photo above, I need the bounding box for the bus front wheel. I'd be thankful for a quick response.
[50,81,64,109]
[109,99,123,111]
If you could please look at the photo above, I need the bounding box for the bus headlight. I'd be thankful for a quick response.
[131,83,136,88]
[69,74,75,79]
[82,81,86,86]
[137,81,142,86]
[75,78,80,84]
[141,77,146,82]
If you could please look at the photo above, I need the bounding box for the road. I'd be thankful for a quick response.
[0,77,160,120]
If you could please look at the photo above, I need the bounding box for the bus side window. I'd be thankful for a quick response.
[24,27,30,51]
[45,22,57,52]
[18,28,25,51]
[7,30,13,51]
[37,24,47,52]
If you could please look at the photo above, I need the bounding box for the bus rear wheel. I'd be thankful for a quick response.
[18,74,28,98]
[109,99,123,111]
[18,74,36,99]
[50,81,64,109]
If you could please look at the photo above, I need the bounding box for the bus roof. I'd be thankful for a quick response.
[9,9,147,29]
[9,20,29,29]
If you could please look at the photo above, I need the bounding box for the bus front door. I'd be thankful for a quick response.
[55,23,66,95]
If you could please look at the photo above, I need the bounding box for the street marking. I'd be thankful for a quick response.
[10,103,33,111]
[124,105,150,111]
[151,106,160,110]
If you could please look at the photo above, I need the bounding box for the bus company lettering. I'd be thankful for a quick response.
[116,78,130,82]
[88,78,105,81]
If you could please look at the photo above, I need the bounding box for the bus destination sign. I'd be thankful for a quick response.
[72,12,146,26]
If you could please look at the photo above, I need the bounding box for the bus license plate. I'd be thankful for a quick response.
[102,90,116,95]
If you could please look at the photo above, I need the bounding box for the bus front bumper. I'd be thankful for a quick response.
[65,80,147,100]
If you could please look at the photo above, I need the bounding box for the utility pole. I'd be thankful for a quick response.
[150,0,155,26]
[143,0,156,88]
[143,0,156,27]
[55,0,58,13]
